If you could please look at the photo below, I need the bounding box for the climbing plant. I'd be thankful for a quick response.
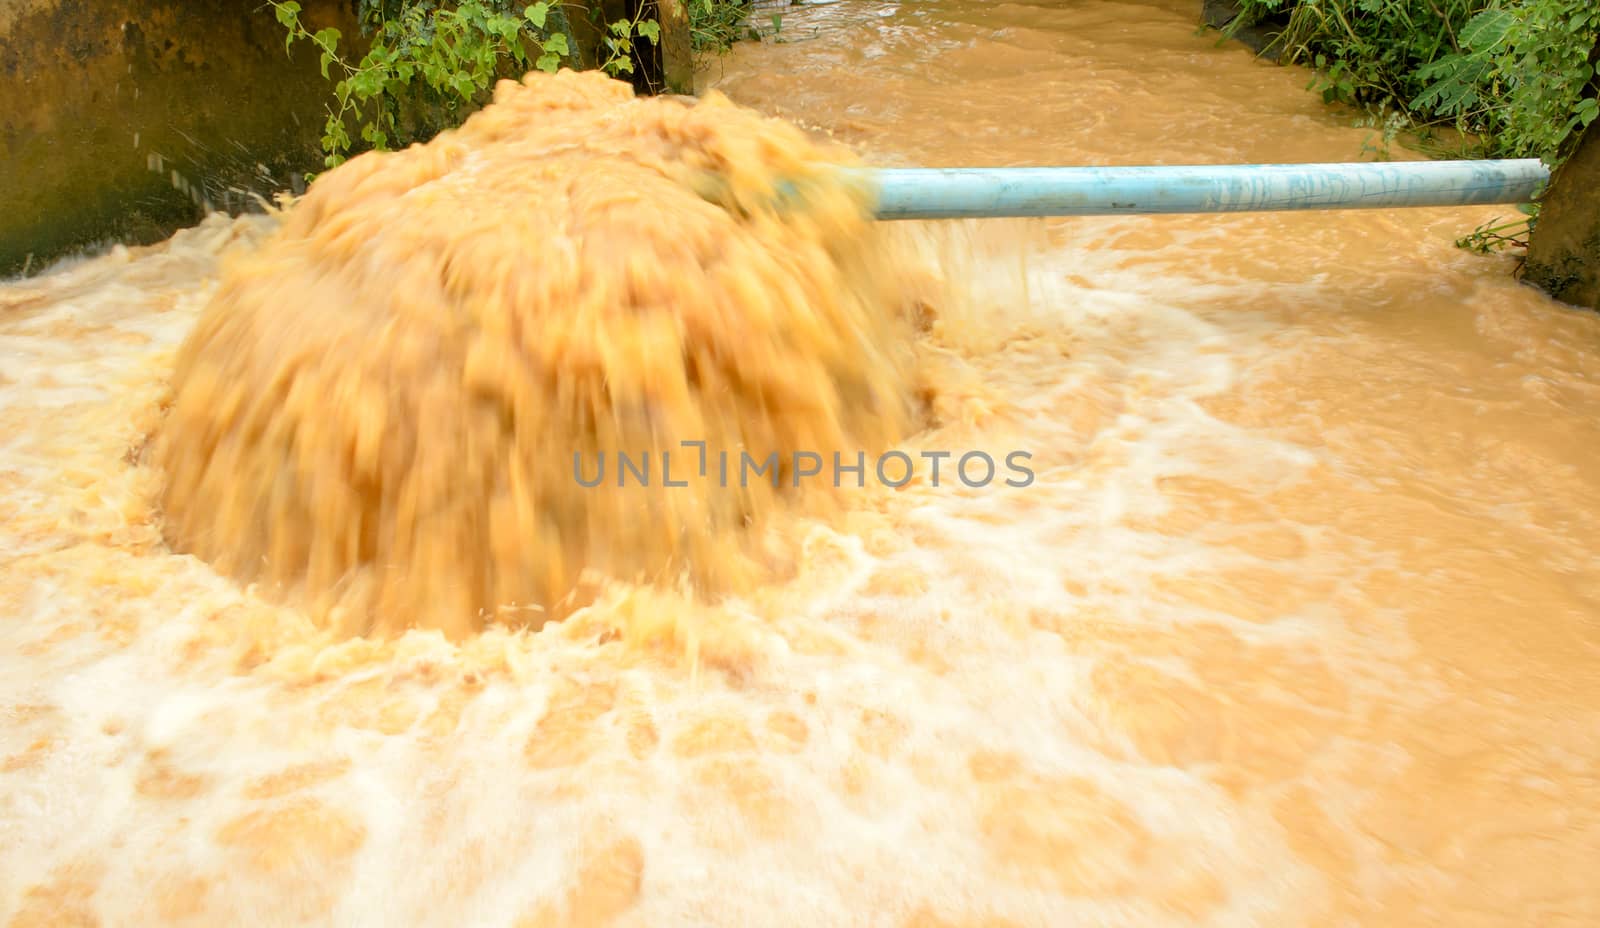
[269,0,661,168]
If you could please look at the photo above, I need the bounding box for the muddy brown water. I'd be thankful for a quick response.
[2,0,1598,925]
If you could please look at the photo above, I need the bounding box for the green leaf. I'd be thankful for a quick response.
[535,51,560,73]
[611,18,632,36]
[545,32,569,56]
[637,20,660,43]
[1415,52,1468,83]
[313,27,342,51]
[275,2,301,28]
[525,2,549,28]
[321,114,350,155]
[348,69,384,100]
[1577,97,1600,127]
[1459,9,1513,53]
[319,50,334,79]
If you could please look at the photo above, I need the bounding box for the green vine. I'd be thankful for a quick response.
[269,0,660,169]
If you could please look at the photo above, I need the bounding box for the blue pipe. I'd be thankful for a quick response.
[851,159,1548,220]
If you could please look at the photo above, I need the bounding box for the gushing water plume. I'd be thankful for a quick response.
[154,69,931,640]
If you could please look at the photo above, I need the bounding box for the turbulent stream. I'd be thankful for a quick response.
[2,0,1598,925]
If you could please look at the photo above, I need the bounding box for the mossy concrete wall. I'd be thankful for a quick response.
[0,0,368,277]
[1526,123,1600,312]
[0,0,690,277]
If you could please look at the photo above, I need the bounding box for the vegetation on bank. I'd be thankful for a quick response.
[1226,0,1597,254]
[270,0,756,168]
[1228,0,1598,164]
[690,0,766,52]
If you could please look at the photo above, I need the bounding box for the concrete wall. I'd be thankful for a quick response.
[1,0,369,276]
[0,0,691,277]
